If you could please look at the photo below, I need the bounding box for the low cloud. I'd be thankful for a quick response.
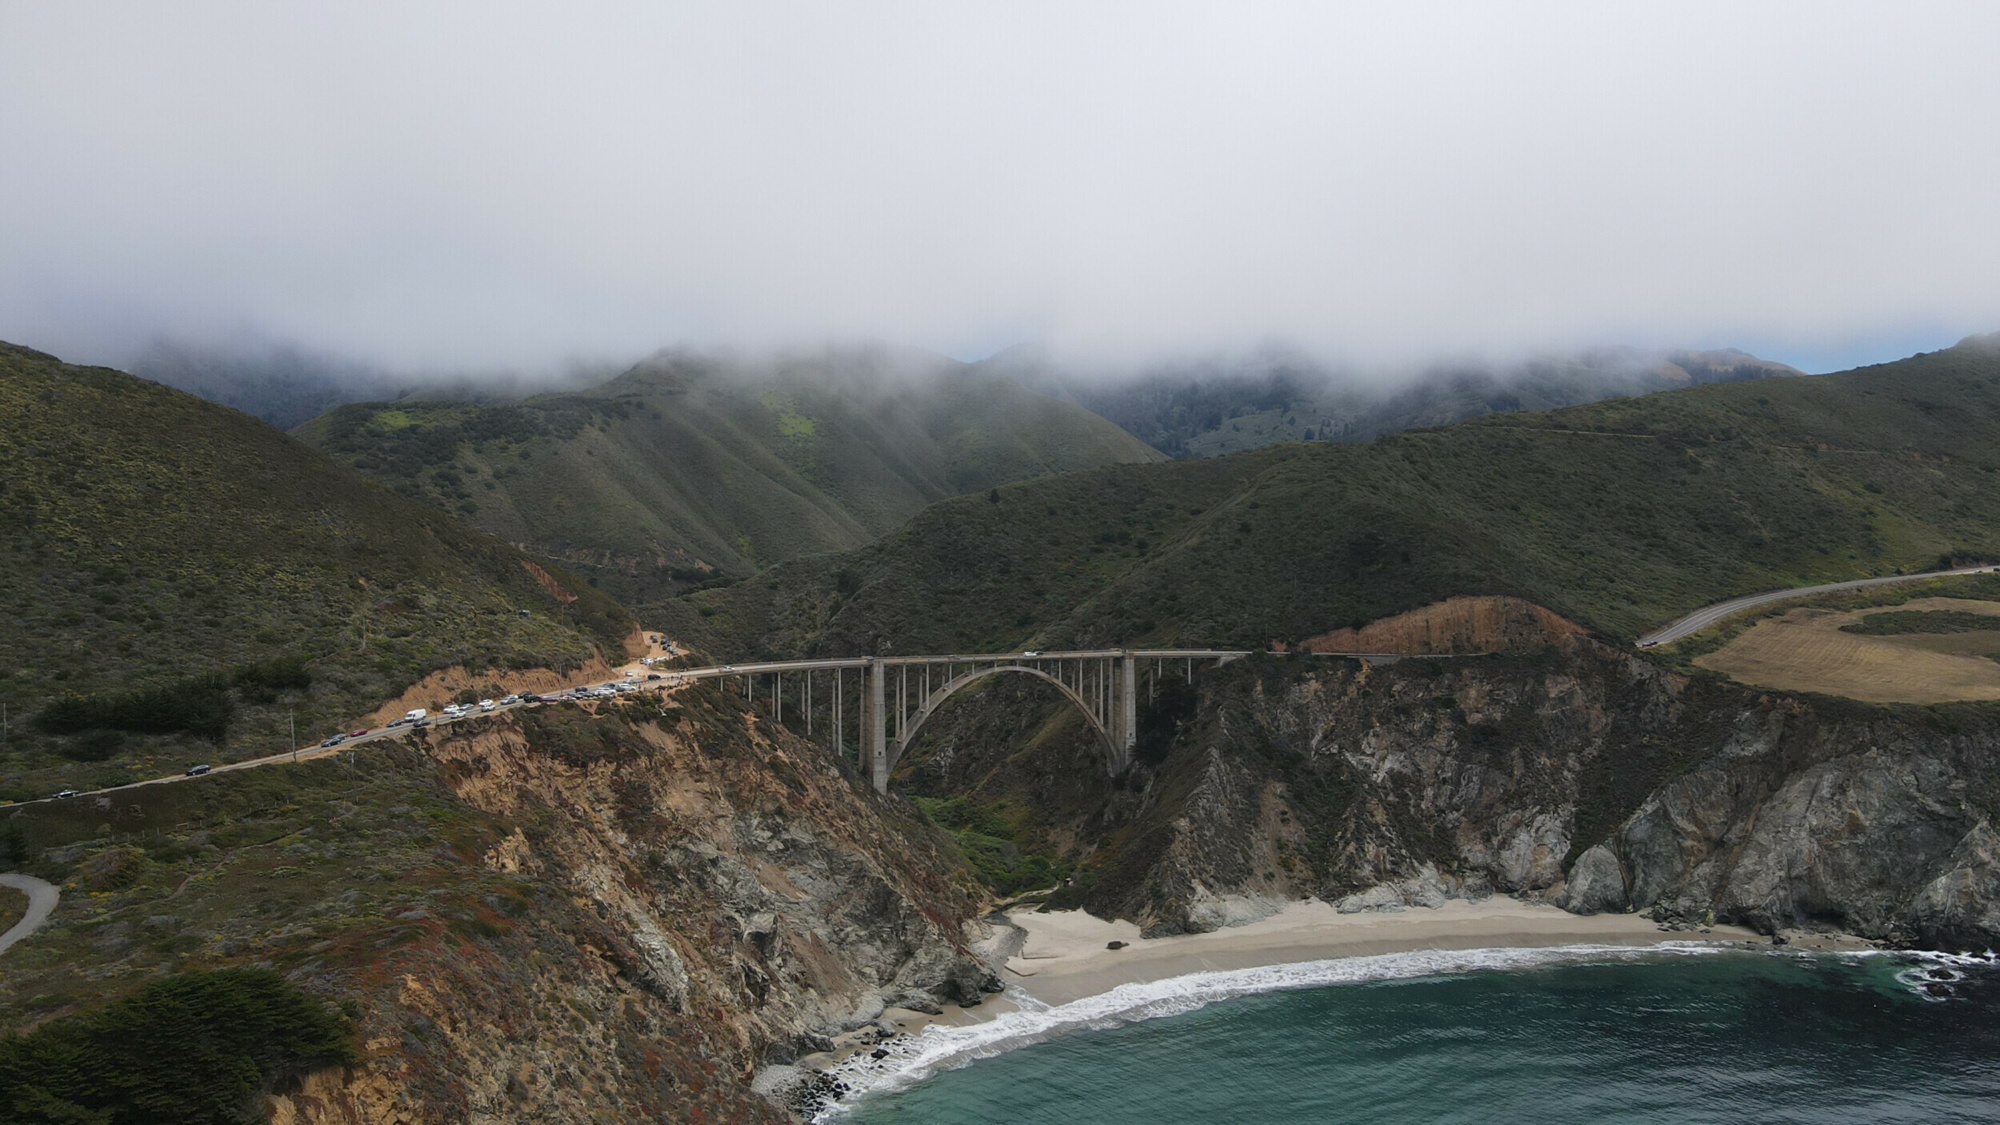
[2,3,1996,376]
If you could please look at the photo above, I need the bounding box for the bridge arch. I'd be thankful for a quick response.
[886,664,1122,777]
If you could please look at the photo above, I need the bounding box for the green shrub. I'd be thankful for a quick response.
[36,677,234,741]
[0,968,357,1125]
[233,654,312,694]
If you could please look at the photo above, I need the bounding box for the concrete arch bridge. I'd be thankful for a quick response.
[660,649,1431,794]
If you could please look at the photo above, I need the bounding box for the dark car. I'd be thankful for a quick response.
[646,674,662,681]
[53,788,80,799]
[320,734,346,748]
[185,764,210,777]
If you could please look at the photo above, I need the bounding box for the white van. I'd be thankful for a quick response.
[403,708,428,723]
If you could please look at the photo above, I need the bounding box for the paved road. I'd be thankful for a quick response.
[1636,565,2000,648]
[0,873,59,957]
[9,683,657,808]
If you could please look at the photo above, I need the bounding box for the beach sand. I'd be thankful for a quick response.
[802,898,1773,1071]
[1002,898,1764,1005]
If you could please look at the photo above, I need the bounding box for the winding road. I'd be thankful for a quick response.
[1636,564,2000,648]
[12,564,1998,814]
[0,873,58,957]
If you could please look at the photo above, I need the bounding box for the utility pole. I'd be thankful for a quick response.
[290,712,297,761]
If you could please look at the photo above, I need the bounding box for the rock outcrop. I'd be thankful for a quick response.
[1558,844,1628,915]
[271,683,997,1122]
[1015,637,2000,950]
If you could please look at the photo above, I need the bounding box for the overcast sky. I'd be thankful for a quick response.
[3,3,1997,376]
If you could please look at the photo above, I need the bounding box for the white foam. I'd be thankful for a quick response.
[812,941,1734,1121]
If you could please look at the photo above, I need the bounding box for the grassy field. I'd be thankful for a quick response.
[0,342,630,802]
[658,334,2000,659]
[295,346,1162,604]
[1694,597,2000,703]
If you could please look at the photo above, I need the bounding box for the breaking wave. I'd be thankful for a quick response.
[812,941,1740,1120]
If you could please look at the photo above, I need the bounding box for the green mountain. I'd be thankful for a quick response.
[293,346,1164,604]
[661,334,2000,657]
[986,344,1803,458]
[0,342,630,800]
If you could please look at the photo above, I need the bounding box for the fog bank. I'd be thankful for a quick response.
[2,3,1997,374]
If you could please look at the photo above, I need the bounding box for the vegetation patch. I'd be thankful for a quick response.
[1841,609,2000,635]
[911,795,1065,896]
[0,968,356,1125]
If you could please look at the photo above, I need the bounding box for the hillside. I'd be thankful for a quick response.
[0,342,630,801]
[659,334,2000,657]
[986,344,1802,458]
[294,346,1164,603]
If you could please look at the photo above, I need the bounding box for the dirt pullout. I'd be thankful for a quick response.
[1297,596,1587,655]
[1696,597,2000,704]
[364,658,624,728]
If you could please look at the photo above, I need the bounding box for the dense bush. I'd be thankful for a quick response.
[36,675,235,741]
[33,657,315,741]
[0,968,356,1124]
[232,655,312,693]
[912,795,1064,895]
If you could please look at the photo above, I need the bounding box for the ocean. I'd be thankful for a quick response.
[823,945,2000,1123]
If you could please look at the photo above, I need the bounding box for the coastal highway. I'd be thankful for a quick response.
[19,566,1999,808]
[1636,564,2000,648]
[8,679,655,807]
[0,873,59,957]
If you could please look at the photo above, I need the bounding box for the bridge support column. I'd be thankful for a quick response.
[868,659,889,795]
[1113,650,1136,769]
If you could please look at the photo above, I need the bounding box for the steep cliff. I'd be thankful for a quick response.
[4,683,994,1123]
[272,687,997,1122]
[1086,640,2000,949]
[902,625,2000,951]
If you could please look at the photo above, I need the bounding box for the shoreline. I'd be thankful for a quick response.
[999,897,1767,1006]
[780,898,1843,1119]
[796,898,1803,1086]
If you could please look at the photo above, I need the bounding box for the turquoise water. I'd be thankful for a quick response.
[832,947,1999,1124]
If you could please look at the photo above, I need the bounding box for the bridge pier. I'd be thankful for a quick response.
[869,659,889,795]
[1113,650,1135,769]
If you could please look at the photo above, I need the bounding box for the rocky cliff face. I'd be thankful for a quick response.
[271,685,995,1123]
[947,633,2000,951]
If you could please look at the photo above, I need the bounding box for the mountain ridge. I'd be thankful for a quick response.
[293,345,1165,603]
[656,334,2000,659]
[0,341,630,801]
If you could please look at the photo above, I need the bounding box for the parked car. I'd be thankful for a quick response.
[518,692,541,704]
[350,728,370,737]
[646,674,662,681]
[319,734,345,747]
[500,694,519,705]
[53,788,80,799]
[185,764,210,777]
[479,699,496,711]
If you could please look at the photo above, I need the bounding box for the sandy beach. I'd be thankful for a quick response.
[1000,898,1764,1005]
[793,895,1785,1109]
